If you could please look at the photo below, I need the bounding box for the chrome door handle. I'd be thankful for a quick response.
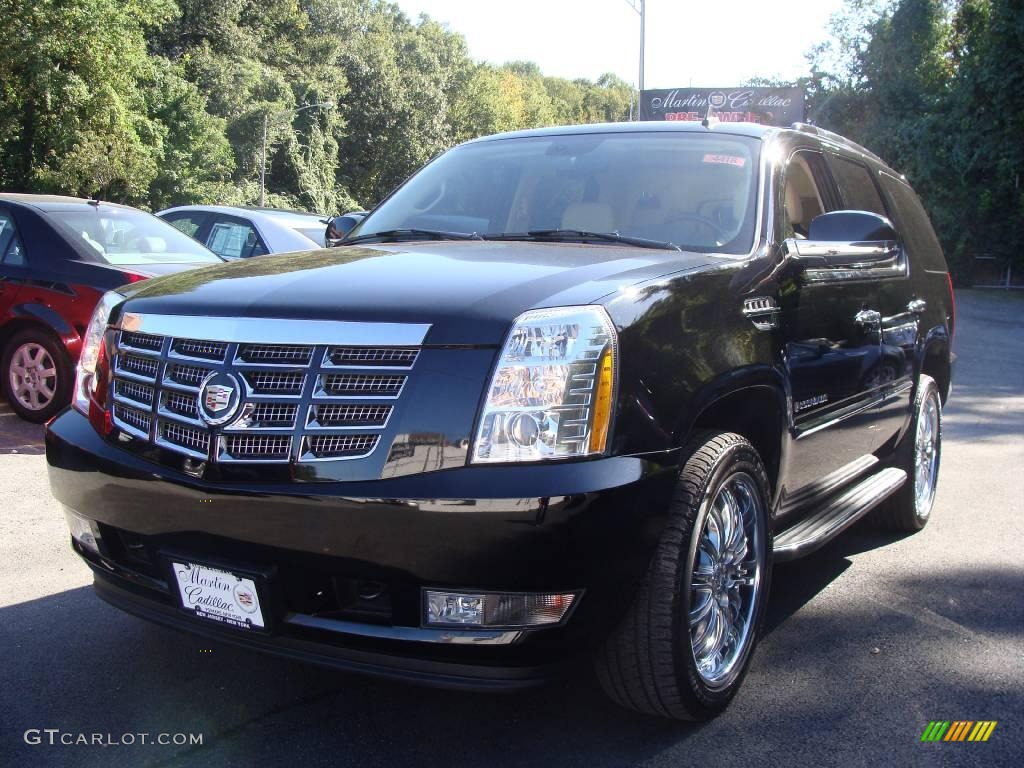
[907,298,927,314]
[854,309,882,331]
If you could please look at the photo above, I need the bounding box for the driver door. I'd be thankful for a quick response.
[777,151,886,498]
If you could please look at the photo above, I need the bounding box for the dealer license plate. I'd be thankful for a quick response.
[170,561,266,631]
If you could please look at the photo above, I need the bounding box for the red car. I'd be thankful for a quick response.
[0,194,222,421]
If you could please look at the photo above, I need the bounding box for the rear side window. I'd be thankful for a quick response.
[0,210,27,266]
[206,219,267,259]
[879,172,947,272]
[163,212,208,238]
[828,155,888,216]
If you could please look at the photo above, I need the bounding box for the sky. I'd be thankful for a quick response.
[394,0,846,88]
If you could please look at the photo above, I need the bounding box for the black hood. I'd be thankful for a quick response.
[119,241,712,345]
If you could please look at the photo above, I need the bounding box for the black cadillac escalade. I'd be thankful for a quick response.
[45,121,954,720]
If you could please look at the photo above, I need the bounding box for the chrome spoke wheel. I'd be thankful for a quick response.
[913,391,940,519]
[688,472,764,689]
[8,342,58,412]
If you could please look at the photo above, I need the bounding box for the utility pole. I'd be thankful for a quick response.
[625,0,646,116]
[260,102,333,207]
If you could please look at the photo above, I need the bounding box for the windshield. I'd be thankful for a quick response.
[49,207,222,265]
[350,132,761,254]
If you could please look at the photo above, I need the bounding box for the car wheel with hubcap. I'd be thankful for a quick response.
[596,431,771,720]
[871,373,942,531]
[1,328,72,423]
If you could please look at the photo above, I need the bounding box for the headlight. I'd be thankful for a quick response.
[73,290,123,416]
[471,306,617,463]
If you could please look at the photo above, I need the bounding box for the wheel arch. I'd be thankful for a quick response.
[919,327,952,404]
[3,304,81,360]
[680,371,789,501]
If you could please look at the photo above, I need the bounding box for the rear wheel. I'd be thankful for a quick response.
[871,374,942,531]
[595,432,771,720]
[1,327,72,423]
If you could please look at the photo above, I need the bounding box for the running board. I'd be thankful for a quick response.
[773,467,907,562]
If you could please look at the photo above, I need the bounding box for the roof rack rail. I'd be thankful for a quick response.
[789,122,886,165]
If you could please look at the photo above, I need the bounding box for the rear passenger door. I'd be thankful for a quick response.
[825,154,916,446]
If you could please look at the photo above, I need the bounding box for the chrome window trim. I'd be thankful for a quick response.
[119,313,431,347]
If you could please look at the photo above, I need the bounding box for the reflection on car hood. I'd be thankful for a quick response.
[119,241,713,345]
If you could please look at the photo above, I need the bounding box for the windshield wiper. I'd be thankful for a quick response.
[341,228,483,245]
[492,229,681,252]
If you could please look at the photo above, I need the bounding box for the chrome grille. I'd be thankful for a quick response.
[109,321,421,466]
[167,362,212,389]
[163,390,199,419]
[321,374,405,397]
[249,403,298,425]
[223,435,292,461]
[160,421,210,456]
[120,331,162,352]
[113,404,151,435]
[311,404,391,427]
[238,344,314,365]
[119,354,159,380]
[173,338,228,360]
[115,379,153,406]
[327,347,418,367]
[244,371,305,395]
[304,434,379,459]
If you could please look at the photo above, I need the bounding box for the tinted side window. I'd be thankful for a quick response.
[0,210,27,266]
[206,218,267,259]
[879,173,947,272]
[828,156,887,216]
[163,212,208,239]
[782,151,837,239]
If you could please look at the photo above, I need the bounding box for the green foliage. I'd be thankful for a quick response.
[808,0,1024,280]
[0,0,634,214]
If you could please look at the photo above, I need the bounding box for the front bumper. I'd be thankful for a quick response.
[47,409,679,689]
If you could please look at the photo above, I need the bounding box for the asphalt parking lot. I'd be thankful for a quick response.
[1,289,1021,767]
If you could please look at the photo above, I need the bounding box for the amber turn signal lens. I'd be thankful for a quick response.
[589,347,614,453]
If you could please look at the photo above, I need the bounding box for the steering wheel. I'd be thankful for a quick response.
[661,212,729,244]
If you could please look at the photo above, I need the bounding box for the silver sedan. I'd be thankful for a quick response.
[157,205,328,259]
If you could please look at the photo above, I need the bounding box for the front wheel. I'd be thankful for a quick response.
[595,432,771,720]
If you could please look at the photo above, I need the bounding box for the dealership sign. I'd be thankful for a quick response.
[639,87,805,126]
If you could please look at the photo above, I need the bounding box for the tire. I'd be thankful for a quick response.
[595,432,772,720]
[871,374,942,531]
[1,327,73,423]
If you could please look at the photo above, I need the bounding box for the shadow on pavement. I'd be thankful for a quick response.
[3,555,1020,768]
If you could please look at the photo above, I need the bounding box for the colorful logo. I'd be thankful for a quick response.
[197,372,242,426]
[920,721,997,742]
[233,582,258,614]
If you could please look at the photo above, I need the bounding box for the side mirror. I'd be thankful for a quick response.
[326,211,367,245]
[807,210,897,242]
[787,210,901,271]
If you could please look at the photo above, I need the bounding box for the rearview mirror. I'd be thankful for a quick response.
[326,211,367,245]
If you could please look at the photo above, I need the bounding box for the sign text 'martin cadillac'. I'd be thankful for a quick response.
[640,87,805,126]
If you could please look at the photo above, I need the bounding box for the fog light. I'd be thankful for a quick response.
[63,507,101,557]
[424,590,578,628]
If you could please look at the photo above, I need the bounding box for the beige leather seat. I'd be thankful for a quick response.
[785,182,805,238]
